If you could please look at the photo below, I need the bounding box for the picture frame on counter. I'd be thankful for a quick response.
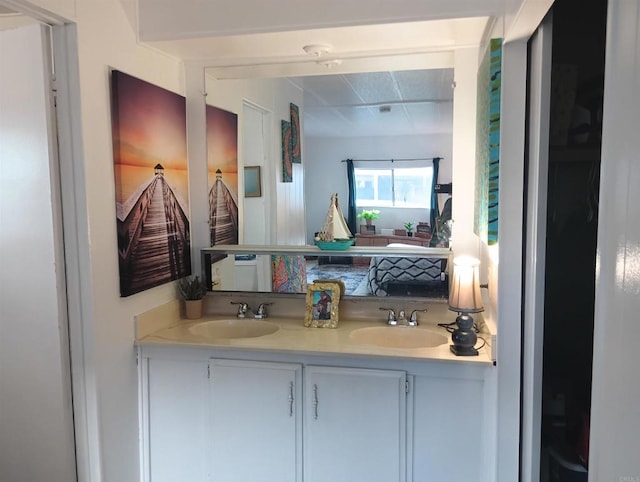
[304,281,342,329]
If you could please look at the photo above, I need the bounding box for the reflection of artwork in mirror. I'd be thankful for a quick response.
[281,120,293,182]
[110,70,191,297]
[272,255,307,293]
[244,166,262,197]
[305,281,341,328]
[474,38,502,245]
[207,105,239,246]
[290,103,301,163]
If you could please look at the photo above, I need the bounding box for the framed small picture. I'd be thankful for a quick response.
[304,281,342,328]
[244,166,262,197]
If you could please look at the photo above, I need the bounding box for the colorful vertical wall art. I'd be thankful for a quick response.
[290,103,302,164]
[474,38,502,245]
[281,119,293,182]
[110,70,191,297]
[206,104,239,246]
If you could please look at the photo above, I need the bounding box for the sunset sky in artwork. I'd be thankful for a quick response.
[206,105,238,175]
[111,71,187,172]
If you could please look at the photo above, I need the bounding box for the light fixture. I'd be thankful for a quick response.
[448,256,484,356]
[302,44,332,57]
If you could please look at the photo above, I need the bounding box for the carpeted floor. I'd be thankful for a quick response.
[306,262,368,295]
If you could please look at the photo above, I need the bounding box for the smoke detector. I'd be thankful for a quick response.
[303,44,332,56]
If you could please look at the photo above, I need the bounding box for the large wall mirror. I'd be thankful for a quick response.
[200,22,484,299]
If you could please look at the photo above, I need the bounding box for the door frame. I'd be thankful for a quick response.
[520,12,553,482]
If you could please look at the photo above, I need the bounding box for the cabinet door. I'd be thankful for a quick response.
[145,357,209,482]
[304,366,407,482]
[209,359,302,482]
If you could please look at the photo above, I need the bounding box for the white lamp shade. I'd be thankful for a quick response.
[448,256,484,313]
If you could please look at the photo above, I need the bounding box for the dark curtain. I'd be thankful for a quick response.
[346,159,357,235]
[430,157,441,229]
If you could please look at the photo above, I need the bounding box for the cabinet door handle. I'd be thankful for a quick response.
[313,384,319,420]
[288,381,294,417]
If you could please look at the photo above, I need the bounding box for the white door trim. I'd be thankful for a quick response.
[521,13,552,482]
[52,23,103,482]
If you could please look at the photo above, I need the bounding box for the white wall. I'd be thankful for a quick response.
[0,23,76,482]
[304,133,452,243]
[451,47,481,259]
[72,1,186,480]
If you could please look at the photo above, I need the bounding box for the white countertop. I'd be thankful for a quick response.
[136,302,493,365]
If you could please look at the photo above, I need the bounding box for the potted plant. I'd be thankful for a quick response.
[177,275,207,319]
[404,221,415,236]
[357,209,380,226]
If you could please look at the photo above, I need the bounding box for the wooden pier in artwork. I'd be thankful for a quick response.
[208,176,238,247]
[117,173,190,296]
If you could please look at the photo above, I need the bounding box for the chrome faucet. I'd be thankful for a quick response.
[231,301,251,318]
[408,309,428,327]
[379,307,398,326]
[380,307,427,326]
[254,303,272,319]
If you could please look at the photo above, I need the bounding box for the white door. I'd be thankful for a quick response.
[0,23,77,482]
[145,357,210,482]
[304,366,407,482]
[589,1,640,479]
[209,359,302,482]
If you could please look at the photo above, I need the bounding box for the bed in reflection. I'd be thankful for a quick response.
[364,244,449,298]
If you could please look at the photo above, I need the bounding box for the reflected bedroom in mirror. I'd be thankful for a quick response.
[204,67,455,300]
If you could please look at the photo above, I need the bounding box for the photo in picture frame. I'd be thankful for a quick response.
[304,281,342,328]
[244,166,262,197]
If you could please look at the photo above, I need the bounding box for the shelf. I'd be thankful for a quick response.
[201,244,451,259]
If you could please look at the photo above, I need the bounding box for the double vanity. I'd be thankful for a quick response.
[136,288,497,482]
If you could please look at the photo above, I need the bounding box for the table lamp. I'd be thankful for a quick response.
[448,256,484,356]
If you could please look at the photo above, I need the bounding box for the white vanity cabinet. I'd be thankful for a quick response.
[140,347,493,482]
[144,357,210,482]
[304,366,408,482]
[142,355,302,482]
[208,359,302,482]
[140,352,410,482]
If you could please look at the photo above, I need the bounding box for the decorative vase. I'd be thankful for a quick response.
[365,218,373,226]
[185,299,203,319]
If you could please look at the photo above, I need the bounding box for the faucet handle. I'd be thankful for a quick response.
[379,307,397,325]
[255,303,272,319]
[230,301,249,318]
[408,309,428,326]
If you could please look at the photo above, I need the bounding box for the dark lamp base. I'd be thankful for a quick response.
[450,312,479,357]
[450,344,479,356]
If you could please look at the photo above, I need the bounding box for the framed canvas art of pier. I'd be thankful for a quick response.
[110,70,191,297]
[206,104,239,248]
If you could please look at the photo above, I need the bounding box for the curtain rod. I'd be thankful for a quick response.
[341,157,442,163]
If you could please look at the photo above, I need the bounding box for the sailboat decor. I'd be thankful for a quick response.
[314,193,355,251]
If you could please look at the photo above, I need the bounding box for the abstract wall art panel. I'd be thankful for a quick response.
[281,119,293,182]
[474,38,502,245]
[110,70,191,297]
[290,103,301,164]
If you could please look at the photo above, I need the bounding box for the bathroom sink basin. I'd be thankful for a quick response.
[349,326,448,349]
[188,319,279,339]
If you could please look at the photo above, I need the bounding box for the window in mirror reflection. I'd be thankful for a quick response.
[355,167,433,208]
